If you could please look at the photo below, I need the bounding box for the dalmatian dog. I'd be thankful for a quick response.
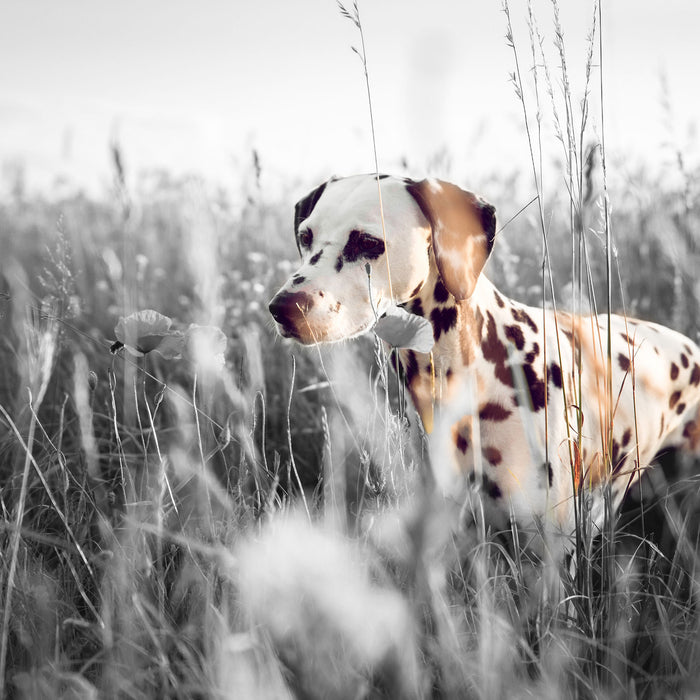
[268,174,700,548]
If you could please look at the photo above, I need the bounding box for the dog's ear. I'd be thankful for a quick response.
[406,179,496,301]
[293,180,331,256]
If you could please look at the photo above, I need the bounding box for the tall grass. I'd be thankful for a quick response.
[0,1,699,698]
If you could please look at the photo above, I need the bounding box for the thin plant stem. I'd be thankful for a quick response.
[286,356,310,519]
[338,0,394,301]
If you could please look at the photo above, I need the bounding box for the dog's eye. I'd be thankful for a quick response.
[298,230,313,249]
[342,230,386,264]
[357,233,383,253]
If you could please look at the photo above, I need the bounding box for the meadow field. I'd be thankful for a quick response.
[2,3,700,699]
[0,139,698,699]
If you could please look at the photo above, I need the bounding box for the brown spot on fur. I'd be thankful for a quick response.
[670,362,679,380]
[659,413,665,439]
[677,402,687,415]
[669,391,681,409]
[433,279,449,303]
[483,446,503,466]
[513,363,547,412]
[524,343,540,364]
[681,353,689,368]
[691,364,700,386]
[411,298,424,317]
[505,324,525,351]
[511,307,538,333]
[618,353,631,373]
[620,332,635,345]
[482,311,513,388]
[456,433,469,454]
[479,401,512,422]
[342,230,385,263]
[621,427,632,447]
[550,362,562,389]
[542,461,554,487]
[494,290,505,308]
[451,417,472,455]
[430,306,458,342]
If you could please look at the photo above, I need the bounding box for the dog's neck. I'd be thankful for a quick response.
[398,268,532,433]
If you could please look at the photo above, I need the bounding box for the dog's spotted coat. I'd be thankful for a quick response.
[269,175,700,546]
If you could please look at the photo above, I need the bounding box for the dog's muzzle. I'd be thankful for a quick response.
[268,291,315,337]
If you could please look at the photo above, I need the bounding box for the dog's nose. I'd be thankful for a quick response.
[268,291,315,327]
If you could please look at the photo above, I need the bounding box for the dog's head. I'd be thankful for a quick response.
[268,174,496,345]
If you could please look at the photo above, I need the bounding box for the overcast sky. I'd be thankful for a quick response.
[1,0,698,196]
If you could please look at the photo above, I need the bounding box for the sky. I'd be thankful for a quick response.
[1,0,698,198]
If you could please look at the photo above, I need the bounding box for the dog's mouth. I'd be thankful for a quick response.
[275,319,374,346]
[277,325,300,340]
[272,311,379,346]
[273,305,432,351]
